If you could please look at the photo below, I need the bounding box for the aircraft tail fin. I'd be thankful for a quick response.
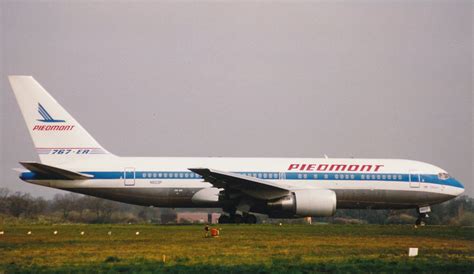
[8,76,114,166]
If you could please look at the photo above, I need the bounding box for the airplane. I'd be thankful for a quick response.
[8,76,465,225]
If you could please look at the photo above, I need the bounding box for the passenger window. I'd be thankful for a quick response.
[324,174,328,179]
[298,174,302,179]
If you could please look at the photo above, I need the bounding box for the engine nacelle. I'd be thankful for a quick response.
[191,188,220,206]
[267,189,337,217]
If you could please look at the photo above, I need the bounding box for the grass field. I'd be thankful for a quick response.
[0,224,473,273]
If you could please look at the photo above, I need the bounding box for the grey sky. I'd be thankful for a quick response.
[1,1,472,198]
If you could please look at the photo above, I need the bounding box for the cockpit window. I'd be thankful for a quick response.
[438,172,450,180]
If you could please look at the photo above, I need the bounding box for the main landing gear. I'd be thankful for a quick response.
[415,206,431,228]
[218,213,257,224]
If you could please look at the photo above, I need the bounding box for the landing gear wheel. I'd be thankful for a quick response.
[218,215,230,224]
[415,218,426,227]
[414,212,428,227]
[232,214,243,224]
[245,214,257,224]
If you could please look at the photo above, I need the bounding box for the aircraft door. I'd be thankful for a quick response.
[280,172,286,180]
[409,170,420,188]
[124,167,136,186]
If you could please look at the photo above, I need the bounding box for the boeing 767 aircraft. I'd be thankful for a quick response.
[8,76,464,225]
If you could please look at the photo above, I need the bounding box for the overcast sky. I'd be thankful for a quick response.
[1,1,472,198]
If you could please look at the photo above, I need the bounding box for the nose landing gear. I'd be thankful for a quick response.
[415,213,428,227]
[415,206,431,228]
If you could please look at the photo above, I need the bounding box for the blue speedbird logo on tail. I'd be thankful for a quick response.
[37,103,65,123]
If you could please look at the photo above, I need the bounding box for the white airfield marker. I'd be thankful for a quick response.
[408,248,418,257]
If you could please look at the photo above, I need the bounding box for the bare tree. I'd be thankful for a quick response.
[82,196,119,223]
[0,188,10,215]
[25,197,48,218]
[52,193,81,220]
[7,192,32,217]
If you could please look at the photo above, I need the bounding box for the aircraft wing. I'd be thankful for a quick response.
[189,168,290,200]
[19,161,94,180]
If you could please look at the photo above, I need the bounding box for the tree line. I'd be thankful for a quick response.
[0,187,472,225]
[0,188,168,224]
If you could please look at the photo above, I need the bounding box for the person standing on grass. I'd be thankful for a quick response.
[204,225,210,237]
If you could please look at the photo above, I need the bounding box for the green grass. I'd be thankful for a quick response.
[0,224,473,273]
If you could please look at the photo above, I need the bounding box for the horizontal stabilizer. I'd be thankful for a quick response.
[12,168,28,173]
[19,161,93,180]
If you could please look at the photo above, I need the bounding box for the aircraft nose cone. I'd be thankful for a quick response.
[453,179,465,196]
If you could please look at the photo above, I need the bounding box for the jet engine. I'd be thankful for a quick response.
[267,189,337,217]
[191,187,220,206]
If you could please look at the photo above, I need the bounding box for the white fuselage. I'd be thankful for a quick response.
[22,156,464,211]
